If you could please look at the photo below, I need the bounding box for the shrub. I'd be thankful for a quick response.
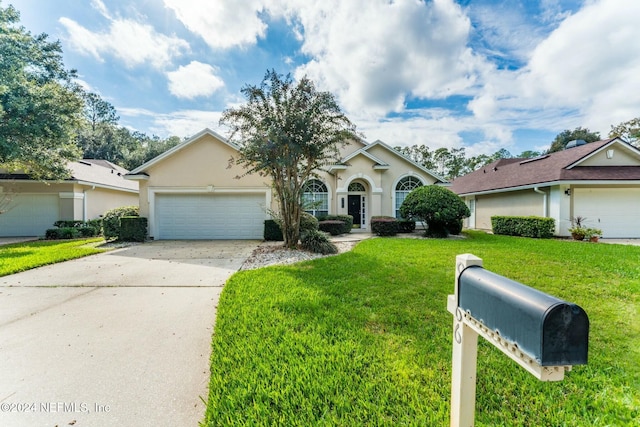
[46,227,80,239]
[77,226,99,237]
[264,219,284,241]
[300,229,338,255]
[399,186,470,238]
[53,220,84,228]
[119,216,147,242]
[319,220,345,236]
[300,212,319,235]
[491,216,555,238]
[371,216,399,236]
[324,215,353,234]
[445,219,463,235]
[103,206,139,240]
[397,219,416,233]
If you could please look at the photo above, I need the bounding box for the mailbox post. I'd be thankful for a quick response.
[447,254,589,427]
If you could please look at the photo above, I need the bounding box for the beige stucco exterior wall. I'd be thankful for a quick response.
[136,133,275,219]
[474,190,545,231]
[1,180,138,222]
[83,187,139,219]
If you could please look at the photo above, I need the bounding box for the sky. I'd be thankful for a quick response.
[7,0,640,156]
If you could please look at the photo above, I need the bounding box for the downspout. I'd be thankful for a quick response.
[83,185,96,222]
[533,187,547,217]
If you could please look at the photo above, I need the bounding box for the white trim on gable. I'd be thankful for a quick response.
[363,139,448,183]
[341,148,389,167]
[127,128,236,176]
[567,137,640,169]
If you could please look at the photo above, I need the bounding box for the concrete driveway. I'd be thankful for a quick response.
[0,240,259,427]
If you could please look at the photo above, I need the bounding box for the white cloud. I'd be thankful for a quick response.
[119,107,224,138]
[289,0,489,117]
[163,0,267,49]
[60,4,189,69]
[167,61,225,99]
[521,0,640,134]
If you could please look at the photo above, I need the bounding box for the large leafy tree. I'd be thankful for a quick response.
[0,4,83,179]
[547,127,600,153]
[220,70,358,248]
[609,117,640,146]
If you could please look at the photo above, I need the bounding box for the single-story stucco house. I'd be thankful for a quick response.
[125,128,446,240]
[0,160,139,237]
[450,138,640,238]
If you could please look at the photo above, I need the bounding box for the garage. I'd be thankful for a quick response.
[0,194,59,237]
[155,193,265,239]
[574,188,640,238]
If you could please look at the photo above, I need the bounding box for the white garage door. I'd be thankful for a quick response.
[574,188,640,238]
[155,193,265,239]
[0,194,59,237]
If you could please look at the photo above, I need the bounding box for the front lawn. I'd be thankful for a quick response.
[0,238,105,276]
[203,232,639,426]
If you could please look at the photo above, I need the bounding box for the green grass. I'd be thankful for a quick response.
[203,231,639,426]
[0,238,105,276]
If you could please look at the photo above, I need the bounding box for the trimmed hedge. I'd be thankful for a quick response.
[119,216,148,242]
[491,216,555,238]
[319,220,345,236]
[322,215,353,234]
[103,206,139,239]
[397,219,416,233]
[371,216,399,236]
[45,227,79,239]
[264,219,284,241]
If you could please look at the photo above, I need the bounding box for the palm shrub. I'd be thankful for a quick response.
[103,206,139,240]
[300,212,319,236]
[300,229,338,254]
[399,186,470,238]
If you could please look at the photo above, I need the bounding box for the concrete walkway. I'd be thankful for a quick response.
[0,240,259,427]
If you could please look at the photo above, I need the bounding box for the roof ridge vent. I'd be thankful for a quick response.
[565,139,586,149]
[79,160,92,166]
[519,155,549,165]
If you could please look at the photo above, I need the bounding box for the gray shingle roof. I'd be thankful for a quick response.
[68,160,138,192]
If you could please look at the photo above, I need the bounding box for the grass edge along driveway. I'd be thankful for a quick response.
[0,238,105,277]
[203,231,639,426]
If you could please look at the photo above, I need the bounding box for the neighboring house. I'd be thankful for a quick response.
[0,160,139,237]
[125,128,446,240]
[450,138,640,238]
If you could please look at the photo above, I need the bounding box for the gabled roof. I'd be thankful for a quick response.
[69,159,138,192]
[358,139,448,183]
[341,148,390,168]
[127,128,236,177]
[0,160,138,192]
[450,138,640,195]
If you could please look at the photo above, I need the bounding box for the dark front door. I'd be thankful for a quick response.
[348,195,361,226]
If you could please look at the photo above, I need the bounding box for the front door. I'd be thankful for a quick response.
[348,195,365,227]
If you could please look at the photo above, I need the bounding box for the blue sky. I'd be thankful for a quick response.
[7,0,639,156]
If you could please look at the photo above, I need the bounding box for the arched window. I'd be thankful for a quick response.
[395,176,423,218]
[348,182,366,192]
[302,179,329,217]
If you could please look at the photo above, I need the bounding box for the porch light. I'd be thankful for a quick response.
[606,149,614,159]
[564,189,571,196]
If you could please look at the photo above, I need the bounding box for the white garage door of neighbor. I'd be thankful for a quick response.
[0,194,59,237]
[155,193,265,239]
[574,188,640,238]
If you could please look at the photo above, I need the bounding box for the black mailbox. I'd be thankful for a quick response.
[458,266,589,366]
